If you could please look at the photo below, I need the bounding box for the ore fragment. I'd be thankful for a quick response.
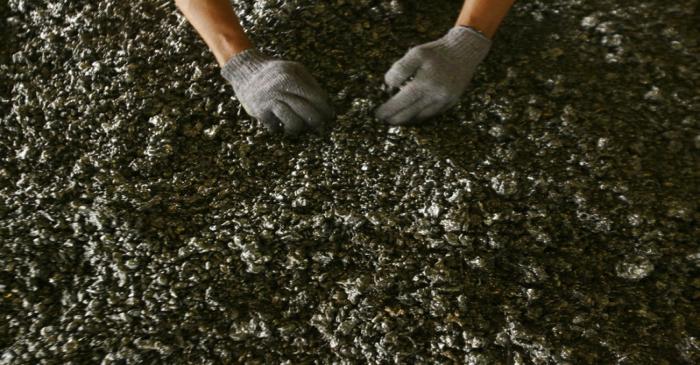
[1,0,698,364]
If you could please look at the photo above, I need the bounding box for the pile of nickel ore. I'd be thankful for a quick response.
[1,0,698,363]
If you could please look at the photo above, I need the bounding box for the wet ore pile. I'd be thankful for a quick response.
[1,0,699,363]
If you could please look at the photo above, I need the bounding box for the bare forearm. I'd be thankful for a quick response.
[175,0,252,66]
[456,0,515,39]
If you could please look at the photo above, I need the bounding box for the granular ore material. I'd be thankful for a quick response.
[1,0,698,363]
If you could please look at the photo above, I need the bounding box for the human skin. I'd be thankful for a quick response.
[456,0,515,39]
[175,0,515,66]
[174,0,252,66]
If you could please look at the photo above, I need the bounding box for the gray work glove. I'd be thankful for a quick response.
[376,27,492,125]
[221,49,335,136]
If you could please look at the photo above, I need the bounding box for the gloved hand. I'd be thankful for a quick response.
[376,27,492,125]
[221,49,335,136]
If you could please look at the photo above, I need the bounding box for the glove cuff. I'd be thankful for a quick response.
[442,26,493,62]
[220,49,271,86]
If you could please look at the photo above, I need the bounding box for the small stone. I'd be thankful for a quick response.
[426,203,441,218]
[491,174,518,196]
[616,256,654,280]
[581,15,599,29]
[125,259,139,270]
[62,338,79,353]
[644,86,663,102]
[441,219,462,232]
[687,253,700,267]
[489,125,504,138]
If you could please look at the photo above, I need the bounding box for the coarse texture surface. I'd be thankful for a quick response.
[1,0,699,364]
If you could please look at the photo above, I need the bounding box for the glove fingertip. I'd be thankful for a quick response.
[384,68,411,89]
[376,100,405,122]
[385,50,422,88]
[284,123,305,138]
[259,110,284,134]
[387,114,412,126]
[287,115,307,135]
[375,103,391,122]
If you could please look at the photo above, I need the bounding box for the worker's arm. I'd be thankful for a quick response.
[174,0,252,66]
[175,0,335,136]
[376,0,515,125]
[456,0,515,39]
